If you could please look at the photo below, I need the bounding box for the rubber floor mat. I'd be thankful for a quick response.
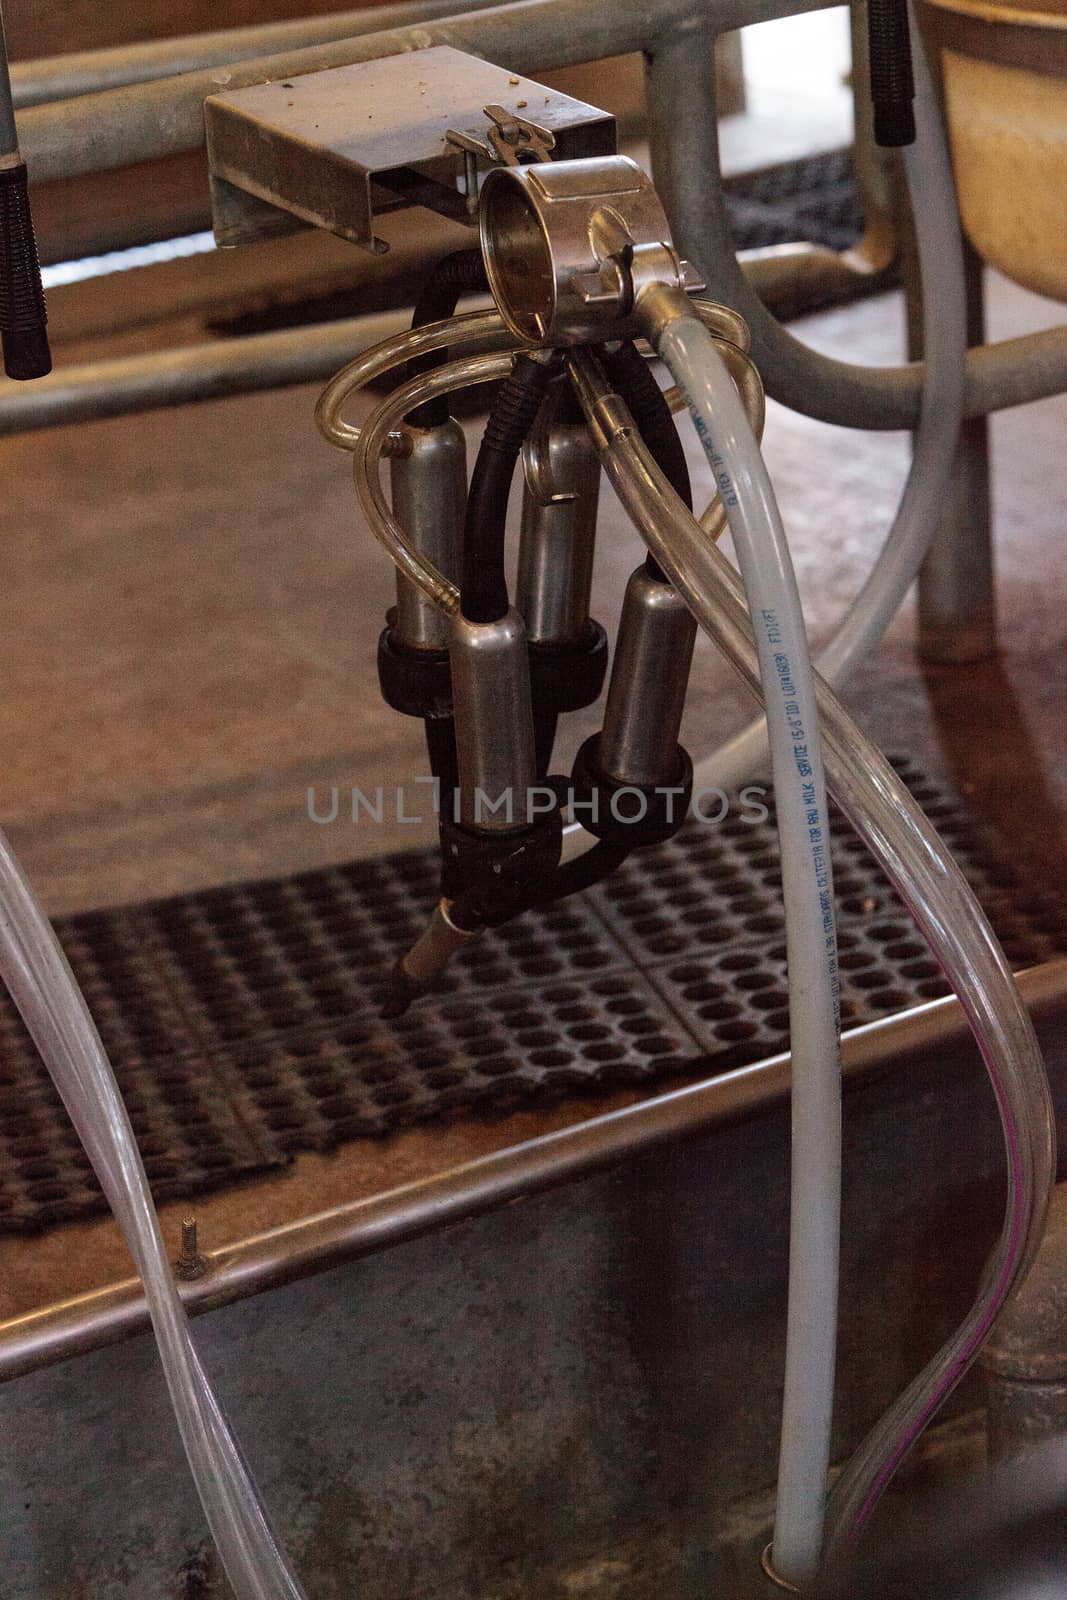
[722,148,865,254]
[0,757,1062,1233]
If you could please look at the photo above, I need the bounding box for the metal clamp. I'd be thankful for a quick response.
[479,153,704,345]
[446,101,557,212]
[447,103,556,168]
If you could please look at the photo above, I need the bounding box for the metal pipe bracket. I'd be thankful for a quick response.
[203,44,615,252]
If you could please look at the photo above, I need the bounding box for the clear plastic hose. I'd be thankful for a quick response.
[315,304,511,453]
[685,1,966,799]
[567,348,1055,1569]
[319,296,757,566]
[654,313,842,1587]
[0,830,308,1600]
[344,330,761,617]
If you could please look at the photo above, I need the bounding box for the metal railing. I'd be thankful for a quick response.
[1,959,1063,1384]
[0,0,1063,439]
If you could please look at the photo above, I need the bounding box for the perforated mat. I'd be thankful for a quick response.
[722,148,865,255]
[0,757,1063,1233]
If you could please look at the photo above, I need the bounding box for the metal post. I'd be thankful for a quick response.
[914,239,997,663]
[907,27,997,663]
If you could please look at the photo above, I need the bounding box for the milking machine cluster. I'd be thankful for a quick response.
[316,138,766,1014]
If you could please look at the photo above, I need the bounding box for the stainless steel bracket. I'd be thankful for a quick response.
[204,45,615,252]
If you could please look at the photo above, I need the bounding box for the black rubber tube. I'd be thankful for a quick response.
[405,247,487,428]
[461,354,556,624]
[423,712,459,794]
[528,839,630,907]
[597,341,691,583]
[598,342,692,511]
[0,161,51,380]
[865,0,915,147]
[447,838,629,936]
[533,704,558,779]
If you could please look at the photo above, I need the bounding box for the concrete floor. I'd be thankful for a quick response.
[3,269,1063,907]
[0,221,1064,1324]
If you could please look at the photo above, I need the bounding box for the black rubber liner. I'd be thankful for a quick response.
[0,757,1063,1234]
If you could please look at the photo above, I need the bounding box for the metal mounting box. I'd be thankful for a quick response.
[204,45,617,252]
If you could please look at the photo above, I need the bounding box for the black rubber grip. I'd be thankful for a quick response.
[865,0,916,148]
[406,248,488,429]
[0,161,51,380]
[460,355,556,624]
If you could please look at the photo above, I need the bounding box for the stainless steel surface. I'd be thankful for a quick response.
[8,0,509,110]
[517,419,600,642]
[2,957,1063,1386]
[597,564,696,787]
[450,606,539,830]
[205,47,615,252]
[0,307,410,436]
[983,1184,1067,1461]
[391,420,467,649]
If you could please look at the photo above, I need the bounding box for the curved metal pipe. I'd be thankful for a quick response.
[0,307,412,435]
[643,14,1067,429]
[7,0,506,109]
[13,0,703,186]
